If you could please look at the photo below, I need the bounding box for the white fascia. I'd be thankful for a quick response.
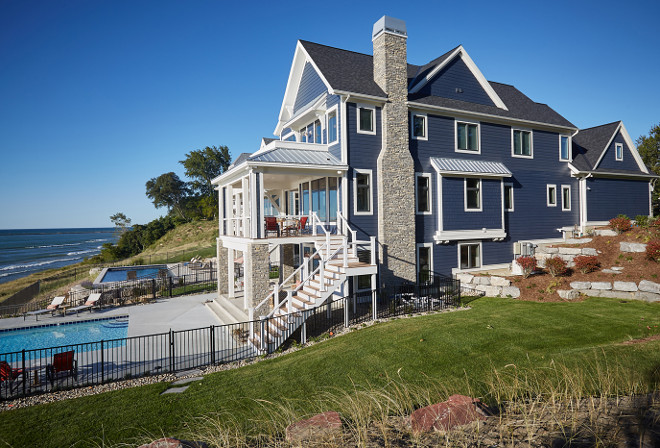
[433,228,506,243]
[592,122,648,173]
[408,46,508,111]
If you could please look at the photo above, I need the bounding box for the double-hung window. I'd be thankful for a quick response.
[415,173,432,214]
[547,185,557,207]
[512,129,533,157]
[456,121,479,153]
[357,106,375,134]
[465,178,481,211]
[615,143,623,161]
[327,109,338,143]
[504,183,514,212]
[561,185,571,211]
[459,242,481,270]
[354,169,372,215]
[412,114,427,140]
[559,135,570,161]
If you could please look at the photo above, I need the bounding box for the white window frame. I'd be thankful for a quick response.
[353,168,373,216]
[354,274,372,292]
[559,135,571,162]
[615,142,623,161]
[511,128,534,159]
[504,182,514,212]
[326,105,338,144]
[457,241,482,271]
[356,105,376,135]
[547,184,557,207]
[415,173,432,215]
[561,185,571,211]
[416,242,434,280]
[411,113,428,140]
[464,177,482,212]
[455,120,481,154]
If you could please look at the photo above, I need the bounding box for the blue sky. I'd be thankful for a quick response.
[1,0,658,229]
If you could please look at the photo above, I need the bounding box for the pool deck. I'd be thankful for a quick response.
[0,293,222,337]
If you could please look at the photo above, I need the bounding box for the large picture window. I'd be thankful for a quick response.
[456,121,479,153]
[354,169,372,215]
[512,129,533,158]
[459,243,481,270]
[465,178,481,211]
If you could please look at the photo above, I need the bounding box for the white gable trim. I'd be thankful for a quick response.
[592,122,649,173]
[408,46,508,111]
[275,42,333,136]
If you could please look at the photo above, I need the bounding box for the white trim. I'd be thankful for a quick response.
[415,173,433,215]
[408,46,508,111]
[416,243,434,279]
[411,113,428,140]
[353,168,373,216]
[504,182,514,212]
[591,122,649,173]
[434,228,507,242]
[559,134,571,162]
[511,128,533,159]
[281,131,295,141]
[356,105,376,135]
[437,174,444,232]
[547,184,557,207]
[615,142,623,161]
[340,96,348,163]
[326,105,339,145]
[561,184,571,211]
[452,262,510,276]
[457,241,482,271]
[579,177,588,230]
[464,178,482,212]
[455,120,481,154]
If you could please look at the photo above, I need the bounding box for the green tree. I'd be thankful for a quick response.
[109,212,131,235]
[179,145,231,217]
[145,172,190,221]
[637,123,660,214]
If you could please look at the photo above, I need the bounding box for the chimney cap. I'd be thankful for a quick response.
[372,16,407,41]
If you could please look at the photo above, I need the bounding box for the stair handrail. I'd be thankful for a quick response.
[310,211,332,259]
[337,211,357,257]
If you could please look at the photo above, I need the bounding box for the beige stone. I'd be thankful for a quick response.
[490,276,511,287]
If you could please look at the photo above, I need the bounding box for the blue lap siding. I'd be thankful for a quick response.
[597,131,642,172]
[587,177,649,221]
[417,57,495,107]
[442,177,502,230]
[293,62,327,114]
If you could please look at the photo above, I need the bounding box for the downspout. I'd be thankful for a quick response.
[651,178,657,218]
[579,173,593,233]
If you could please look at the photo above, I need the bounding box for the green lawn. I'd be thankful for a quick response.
[2,297,660,447]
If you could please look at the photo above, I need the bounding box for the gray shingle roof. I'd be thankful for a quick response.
[300,40,575,129]
[249,148,343,166]
[571,121,621,170]
[228,152,252,169]
[430,157,512,176]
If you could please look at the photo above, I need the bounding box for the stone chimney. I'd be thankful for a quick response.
[373,16,416,287]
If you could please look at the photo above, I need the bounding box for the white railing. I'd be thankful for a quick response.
[337,211,357,257]
[310,212,331,258]
[222,217,251,238]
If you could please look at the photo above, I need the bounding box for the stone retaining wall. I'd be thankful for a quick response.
[456,273,521,298]
[534,245,599,268]
[557,279,660,302]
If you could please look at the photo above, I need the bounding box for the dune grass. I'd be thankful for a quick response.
[1,297,660,447]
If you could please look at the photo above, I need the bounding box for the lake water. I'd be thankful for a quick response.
[0,228,119,284]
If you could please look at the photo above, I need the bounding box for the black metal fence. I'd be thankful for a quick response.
[0,274,460,401]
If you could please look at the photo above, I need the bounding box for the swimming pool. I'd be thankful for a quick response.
[0,316,129,355]
[96,265,168,283]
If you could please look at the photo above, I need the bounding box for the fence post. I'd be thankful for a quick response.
[301,313,307,344]
[22,349,26,396]
[372,274,377,320]
[344,296,349,328]
[259,317,267,353]
[169,277,173,297]
[151,279,156,300]
[101,340,105,383]
[210,325,215,365]
[169,329,175,372]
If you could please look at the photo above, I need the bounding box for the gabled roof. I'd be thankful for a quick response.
[571,121,649,175]
[430,157,512,177]
[408,46,460,88]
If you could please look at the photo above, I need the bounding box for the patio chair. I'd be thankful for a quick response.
[66,293,102,316]
[298,216,309,234]
[127,270,138,280]
[46,350,78,386]
[265,217,279,237]
[0,361,24,393]
[24,296,65,321]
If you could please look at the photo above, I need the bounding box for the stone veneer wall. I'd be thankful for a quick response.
[281,244,295,283]
[245,243,270,314]
[373,31,416,288]
[216,243,228,295]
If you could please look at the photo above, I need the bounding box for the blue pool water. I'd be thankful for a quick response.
[0,316,129,355]
[101,265,166,283]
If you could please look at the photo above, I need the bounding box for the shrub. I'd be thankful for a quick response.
[609,217,632,234]
[635,215,650,228]
[650,217,660,228]
[545,256,568,277]
[647,240,660,262]
[573,255,600,274]
[515,256,537,279]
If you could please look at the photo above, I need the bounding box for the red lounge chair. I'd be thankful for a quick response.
[0,361,23,392]
[46,350,78,386]
[298,216,308,234]
[265,217,279,237]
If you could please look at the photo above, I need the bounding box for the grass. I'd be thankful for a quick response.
[1,297,660,447]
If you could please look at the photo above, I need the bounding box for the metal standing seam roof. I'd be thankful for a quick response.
[430,157,512,176]
[248,147,343,166]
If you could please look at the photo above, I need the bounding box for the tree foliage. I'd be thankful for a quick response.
[110,212,131,235]
[179,145,231,217]
[637,123,660,213]
[145,172,190,221]
[96,216,182,261]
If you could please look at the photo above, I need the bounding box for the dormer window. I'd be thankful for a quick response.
[615,143,623,161]
[299,119,322,143]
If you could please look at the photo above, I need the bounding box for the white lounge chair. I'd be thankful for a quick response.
[24,296,65,321]
[66,293,102,316]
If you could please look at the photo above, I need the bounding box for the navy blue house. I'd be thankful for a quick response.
[212,16,655,320]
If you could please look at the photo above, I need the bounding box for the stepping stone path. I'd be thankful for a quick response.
[285,411,343,442]
[410,394,488,433]
[172,376,204,386]
[138,437,208,448]
[161,386,189,395]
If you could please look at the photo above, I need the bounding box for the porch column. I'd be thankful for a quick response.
[218,187,225,236]
[241,176,249,237]
[281,244,295,284]
[246,242,270,316]
[216,241,228,296]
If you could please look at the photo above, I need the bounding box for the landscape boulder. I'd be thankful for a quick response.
[591,282,612,291]
[501,286,521,298]
[613,281,638,292]
[581,248,599,256]
[634,291,660,302]
[558,247,582,255]
[410,394,487,433]
[595,229,617,236]
[570,281,591,290]
[490,276,511,287]
[620,242,647,253]
[138,438,208,448]
[639,280,660,295]
[285,411,342,442]
[455,273,474,284]
[472,276,491,286]
[557,289,580,300]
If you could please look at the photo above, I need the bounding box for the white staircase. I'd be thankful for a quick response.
[249,213,376,352]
